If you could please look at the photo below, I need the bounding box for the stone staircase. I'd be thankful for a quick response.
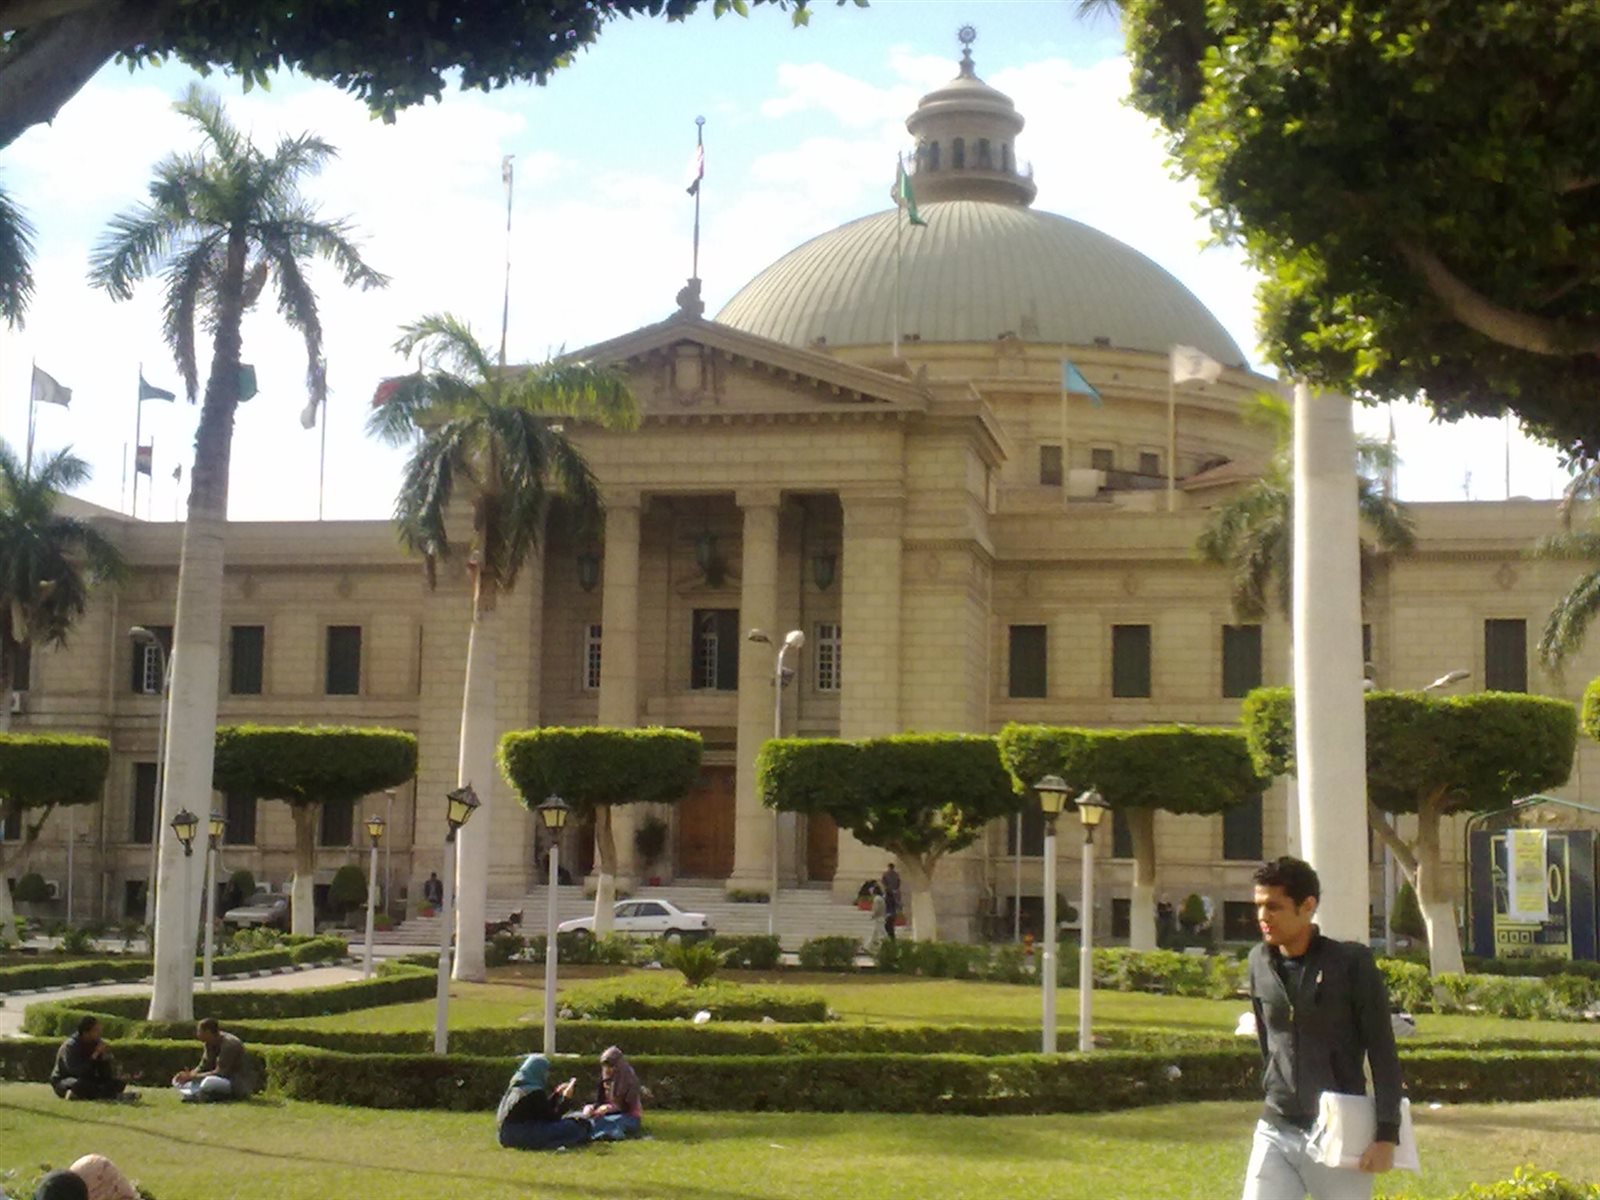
[371,883,875,950]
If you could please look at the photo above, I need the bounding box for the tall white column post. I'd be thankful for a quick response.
[363,839,380,979]
[1041,820,1057,1054]
[594,492,642,932]
[732,490,781,896]
[1290,382,1370,941]
[1078,822,1097,1053]
[543,838,560,1055]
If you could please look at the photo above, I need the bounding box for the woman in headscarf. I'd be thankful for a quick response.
[580,1046,644,1141]
[495,1053,589,1151]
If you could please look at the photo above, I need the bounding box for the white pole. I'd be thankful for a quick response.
[65,809,74,925]
[384,791,395,924]
[543,839,560,1056]
[433,833,458,1055]
[1059,363,1070,513]
[363,839,379,979]
[1078,823,1096,1053]
[143,646,171,937]
[202,837,217,992]
[1383,846,1396,956]
[769,647,782,939]
[892,159,903,359]
[1165,376,1177,513]
[1041,820,1057,1054]
[1012,814,1022,944]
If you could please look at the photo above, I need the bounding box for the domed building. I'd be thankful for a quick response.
[10,41,1591,952]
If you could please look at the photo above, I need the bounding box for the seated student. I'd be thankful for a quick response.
[496,1053,589,1152]
[50,1018,133,1102]
[171,1018,254,1102]
[67,1156,138,1200]
[580,1046,644,1141]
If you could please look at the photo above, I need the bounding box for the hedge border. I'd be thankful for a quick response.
[0,936,350,995]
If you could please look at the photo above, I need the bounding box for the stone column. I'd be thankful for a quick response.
[1291,383,1368,941]
[597,492,642,888]
[731,489,781,891]
[834,489,905,893]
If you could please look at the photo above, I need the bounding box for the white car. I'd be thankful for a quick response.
[558,899,713,940]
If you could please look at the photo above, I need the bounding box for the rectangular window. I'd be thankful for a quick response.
[691,609,740,690]
[1138,450,1161,477]
[325,626,362,695]
[1111,624,1152,698]
[1090,447,1115,473]
[1221,624,1263,698]
[1222,793,1264,861]
[1111,807,1133,858]
[582,623,603,692]
[131,762,158,844]
[1362,623,1374,671]
[1004,807,1045,858]
[1111,897,1130,939]
[1484,619,1528,692]
[1008,624,1048,698]
[0,797,22,842]
[320,800,354,847]
[229,625,265,695]
[224,793,257,846]
[10,643,30,692]
[130,625,172,694]
[814,621,842,693]
[1039,444,1063,487]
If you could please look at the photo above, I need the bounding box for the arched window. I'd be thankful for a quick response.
[927,141,940,171]
[977,138,992,168]
[953,137,966,169]
[1001,143,1013,172]
[915,141,928,172]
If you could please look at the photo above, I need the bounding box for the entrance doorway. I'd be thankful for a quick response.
[806,813,838,882]
[676,766,735,879]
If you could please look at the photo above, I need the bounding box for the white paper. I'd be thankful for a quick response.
[1310,1092,1420,1173]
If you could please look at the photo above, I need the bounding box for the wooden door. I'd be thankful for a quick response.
[676,766,736,879]
[806,813,838,882]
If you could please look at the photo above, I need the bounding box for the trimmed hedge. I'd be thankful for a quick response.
[212,725,418,805]
[1379,959,1600,1020]
[498,727,703,819]
[0,733,112,810]
[558,975,828,1023]
[0,935,349,994]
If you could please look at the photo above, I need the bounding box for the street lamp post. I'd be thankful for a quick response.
[170,809,198,973]
[201,811,226,992]
[1074,789,1109,1054]
[747,628,805,940]
[434,785,481,1056]
[363,814,386,979]
[536,794,572,1056]
[131,626,171,939]
[1033,775,1071,1053]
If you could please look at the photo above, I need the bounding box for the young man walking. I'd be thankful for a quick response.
[1244,856,1403,1200]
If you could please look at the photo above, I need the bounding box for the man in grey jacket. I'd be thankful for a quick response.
[1243,856,1403,1200]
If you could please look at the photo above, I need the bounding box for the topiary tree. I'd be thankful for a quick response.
[1390,880,1427,945]
[328,864,368,921]
[997,724,1261,952]
[499,726,702,935]
[225,868,256,912]
[212,726,417,937]
[758,734,1022,941]
[12,871,48,904]
[1243,687,1576,975]
[0,733,110,945]
[1178,893,1208,934]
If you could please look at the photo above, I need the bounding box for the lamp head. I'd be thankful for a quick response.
[1034,774,1071,819]
[1074,789,1109,829]
[365,814,386,845]
[445,785,481,838]
[206,810,227,845]
[170,808,200,856]
[575,551,601,593]
[1424,668,1471,692]
[782,629,806,652]
[746,628,772,645]
[130,625,158,646]
[536,793,572,832]
[810,552,837,591]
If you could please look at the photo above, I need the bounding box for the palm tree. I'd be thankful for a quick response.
[0,442,122,944]
[89,85,387,1020]
[0,183,34,326]
[1534,463,1600,670]
[1196,393,1415,622]
[368,314,636,979]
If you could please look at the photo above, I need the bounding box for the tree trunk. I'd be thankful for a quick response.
[1414,787,1464,975]
[592,805,617,935]
[290,803,318,937]
[149,231,246,1023]
[451,596,497,982]
[1127,807,1158,951]
[0,638,15,735]
[899,855,938,942]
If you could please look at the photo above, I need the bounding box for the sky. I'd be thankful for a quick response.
[0,0,1572,522]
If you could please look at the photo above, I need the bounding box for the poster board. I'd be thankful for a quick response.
[1467,829,1596,961]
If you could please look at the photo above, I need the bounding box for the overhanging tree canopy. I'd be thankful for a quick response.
[1243,686,1576,973]
[1112,0,1600,453]
[758,733,1021,941]
[997,723,1261,949]
[0,732,109,943]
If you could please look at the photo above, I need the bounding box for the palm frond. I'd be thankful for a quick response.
[1556,462,1600,529]
[0,183,36,327]
[159,235,223,403]
[261,233,326,412]
[1539,569,1600,669]
[87,205,180,301]
[174,85,245,165]
[264,211,388,293]
[393,420,471,583]
[393,314,496,384]
[513,361,639,430]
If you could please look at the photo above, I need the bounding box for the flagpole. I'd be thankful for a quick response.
[317,394,328,521]
[893,156,903,359]
[25,357,35,479]
[120,443,128,513]
[146,436,154,521]
[1385,402,1398,500]
[1059,352,1070,514]
[499,155,514,373]
[132,364,144,517]
[1166,375,1177,513]
[690,117,705,285]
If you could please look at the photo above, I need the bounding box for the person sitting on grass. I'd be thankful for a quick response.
[172,1018,254,1102]
[50,1017,134,1103]
[496,1053,589,1152]
[30,1156,136,1200]
[579,1046,644,1142]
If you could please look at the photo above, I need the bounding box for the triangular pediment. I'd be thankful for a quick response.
[571,313,930,419]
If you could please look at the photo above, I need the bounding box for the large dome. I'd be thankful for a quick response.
[716,200,1244,365]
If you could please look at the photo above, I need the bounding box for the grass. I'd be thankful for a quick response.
[1,1085,1595,1199]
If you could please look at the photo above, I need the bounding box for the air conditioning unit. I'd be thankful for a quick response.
[9,691,24,715]
[43,879,61,900]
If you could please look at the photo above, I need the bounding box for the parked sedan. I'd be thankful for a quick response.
[557,899,713,940]
[222,891,289,930]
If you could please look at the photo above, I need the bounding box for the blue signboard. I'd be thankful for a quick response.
[1468,829,1597,961]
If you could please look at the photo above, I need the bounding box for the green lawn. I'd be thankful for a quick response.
[1,1085,1593,1199]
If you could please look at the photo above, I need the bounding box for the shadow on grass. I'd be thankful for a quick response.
[0,1099,772,1200]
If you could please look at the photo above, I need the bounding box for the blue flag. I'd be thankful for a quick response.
[1062,360,1102,406]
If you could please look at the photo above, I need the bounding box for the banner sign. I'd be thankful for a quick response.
[1506,829,1550,922]
[1468,829,1597,961]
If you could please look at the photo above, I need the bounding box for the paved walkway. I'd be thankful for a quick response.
[0,965,363,1038]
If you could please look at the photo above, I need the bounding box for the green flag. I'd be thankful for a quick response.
[896,161,926,227]
[239,364,258,402]
[138,372,175,402]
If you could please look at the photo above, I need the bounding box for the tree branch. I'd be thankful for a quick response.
[0,0,102,29]
[1393,239,1600,357]
[1367,802,1417,880]
[0,0,165,151]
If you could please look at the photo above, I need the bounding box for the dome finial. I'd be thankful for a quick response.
[957,24,977,77]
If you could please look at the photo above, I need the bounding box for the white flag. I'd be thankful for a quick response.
[300,398,320,430]
[1171,345,1224,385]
[30,366,71,408]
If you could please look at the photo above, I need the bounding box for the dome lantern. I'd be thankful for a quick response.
[905,26,1037,207]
